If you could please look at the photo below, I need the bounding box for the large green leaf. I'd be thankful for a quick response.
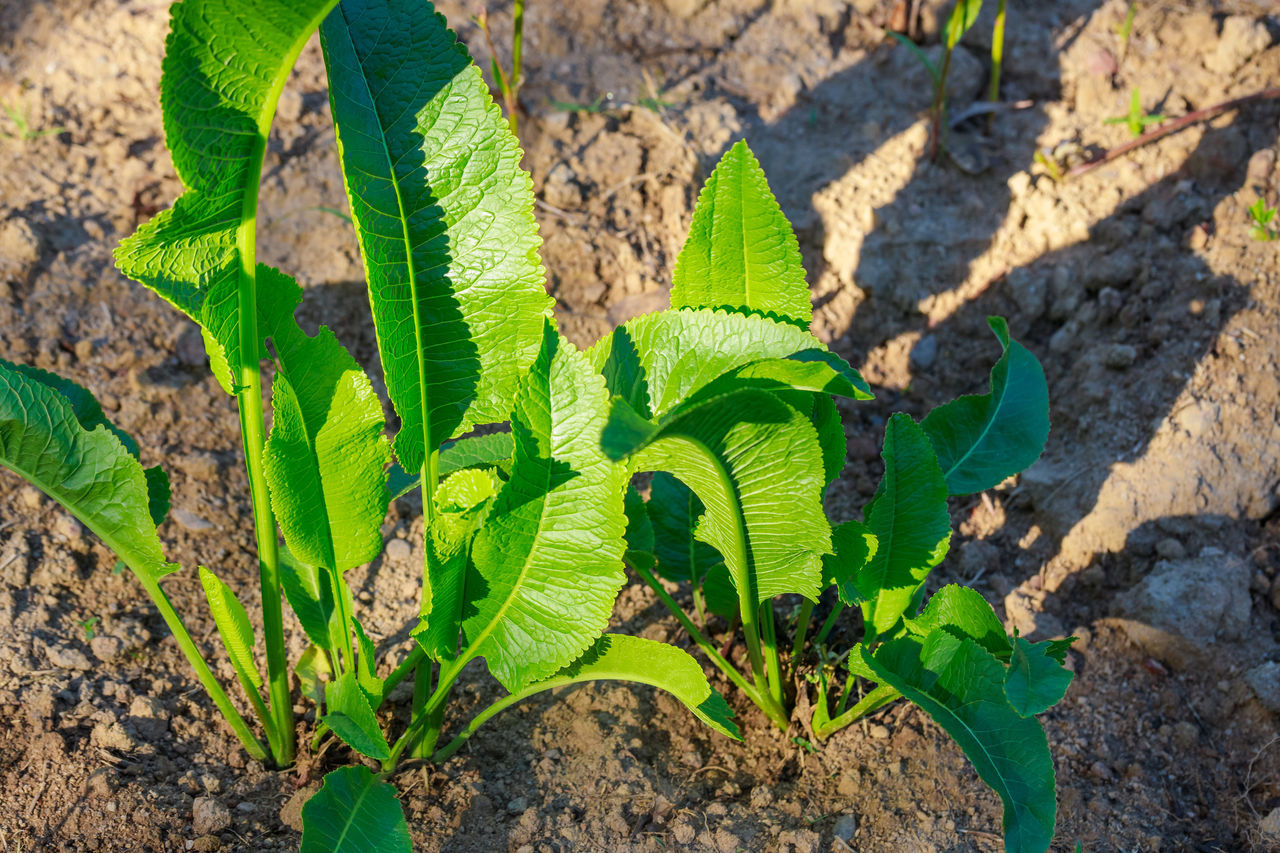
[921,317,1049,496]
[0,359,176,584]
[198,567,263,691]
[864,632,1058,853]
[456,323,628,691]
[115,0,340,392]
[908,584,1011,660]
[551,635,739,738]
[856,413,951,637]
[260,268,391,574]
[671,140,812,329]
[604,389,831,605]
[320,0,552,473]
[586,308,835,420]
[301,766,411,853]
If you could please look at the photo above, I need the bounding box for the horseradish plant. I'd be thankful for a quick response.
[2,0,737,849]
[0,0,1073,851]
[607,141,1072,853]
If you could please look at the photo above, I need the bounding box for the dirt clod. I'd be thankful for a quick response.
[192,797,231,836]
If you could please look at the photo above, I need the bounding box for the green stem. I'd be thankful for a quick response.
[789,598,814,678]
[385,653,467,770]
[814,601,844,647]
[510,0,524,96]
[410,452,441,759]
[630,559,788,729]
[930,46,954,161]
[141,577,268,762]
[813,683,900,740]
[987,0,1006,131]
[311,634,427,751]
[759,601,786,711]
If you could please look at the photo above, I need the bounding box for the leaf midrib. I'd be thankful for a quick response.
[937,350,1012,482]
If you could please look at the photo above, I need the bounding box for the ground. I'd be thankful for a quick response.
[2,0,1280,850]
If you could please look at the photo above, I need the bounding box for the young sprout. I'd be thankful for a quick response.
[1249,197,1278,242]
[1,100,65,141]
[1105,88,1166,137]
[477,0,525,135]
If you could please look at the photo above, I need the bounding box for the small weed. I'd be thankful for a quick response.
[1,101,64,142]
[550,94,610,114]
[791,736,818,753]
[1105,88,1166,137]
[1115,2,1137,58]
[477,0,525,135]
[78,616,99,641]
[1249,197,1278,241]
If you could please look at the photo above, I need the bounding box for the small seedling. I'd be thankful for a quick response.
[79,616,100,641]
[1248,197,1278,241]
[1105,88,1166,137]
[888,0,982,159]
[1115,2,1137,60]
[987,0,1007,129]
[0,100,64,142]
[477,0,525,134]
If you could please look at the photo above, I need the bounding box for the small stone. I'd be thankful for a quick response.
[542,162,581,209]
[74,339,94,362]
[1259,807,1280,842]
[192,797,231,836]
[506,797,528,814]
[279,785,319,832]
[385,538,412,562]
[235,802,254,814]
[832,813,857,842]
[91,720,137,752]
[868,724,890,739]
[46,643,93,671]
[191,836,221,852]
[1171,721,1198,750]
[84,767,119,799]
[1102,343,1137,370]
[909,334,938,371]
[129,695,169,740]
[172,509,214,532]
[1205,16,1272,75]
[1155,538,1186,560]
[175,326,206,367]
[1245,661,1280,714]
[276,87,303,123]
[19,486,42,509]
[90,635,124,662]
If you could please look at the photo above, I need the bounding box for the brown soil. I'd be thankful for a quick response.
[3,0,1280,850]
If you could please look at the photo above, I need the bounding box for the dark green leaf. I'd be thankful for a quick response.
[322,671,390,761]
[623,484,656,568]
[1005,636,1074,717]
[921,317,1049,496]
[822,520,878,607]
[300,766,410,853]
[647,472,722,586]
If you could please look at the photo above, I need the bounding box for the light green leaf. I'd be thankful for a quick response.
[301,766,410,853]
[459,323,628,691]
[296,644,332,706]
[198,567,263,691]
[388,432,514,500]
[320,0,552,473]
[279,547,349,652]
[0,359,177,584]
[671,140,812,328]
[822,520,878,607]
[553,635,739,739]
[698,350,872,403]
[115,0,340,392]
[604,389,831,605]
[921,317,1049,496]
[908,584,1011,660]
[322,671,390,761]
[857,413,951,637]
[1005,636,1074,717]
[945,0,984,49]
[260,268,391,574]
[587,308,831,420]
[864,633,1057,853]
[352,617,384,707]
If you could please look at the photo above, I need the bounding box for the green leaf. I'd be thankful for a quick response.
[320,0,552,473]
[301,766,411,853]
[822,520,878,606]
[114,0,341,392]
[279,547,344,652]
[707,350,872,402]
[647,472,722,586]
[1005,636,1074,717]
[587,308,832,420]
[322,671,390,761]
[296,645,331,705]
[671,140,812,328]
[921,317,1049,496]
[857,413,950,637]
[260,268,391,574]
[143,466,171,528]
[945,0,983,50]
[908,584,1011,660]
[864,633,1057,853]
[623,484,656,568]
[553,635,740,739]
[198,567,263,691]
[441,432,515,476]
[459,323,628,691]
[810,393,846,489]
[605,389,831,606]
[0,359,177,584]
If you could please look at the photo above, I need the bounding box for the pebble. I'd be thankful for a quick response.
[506,797,528,814]
[832,813,857,842]
[385,538,412,562]
[192,796,231,836]
[868,724,889,739]
[1245,661,1280,714]
[1155,538,1186,560]
[171,509,214,532]
[1260,807,1280,842]
[1205,16,1272,75]
[89,635,123,662]
[46,642,93,671]
[1102,343,1137,370]
[908,334,938,371]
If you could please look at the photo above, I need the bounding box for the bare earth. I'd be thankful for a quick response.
[2,0,1280,850]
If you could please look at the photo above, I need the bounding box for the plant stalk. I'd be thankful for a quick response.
[813,683,900,740]
[814,601,844,647]
[789,598,814,679]
[929,46,954,161]
[987,0,1006,131]
[759,601,786,710]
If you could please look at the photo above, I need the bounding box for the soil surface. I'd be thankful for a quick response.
[3,0,1280,850]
